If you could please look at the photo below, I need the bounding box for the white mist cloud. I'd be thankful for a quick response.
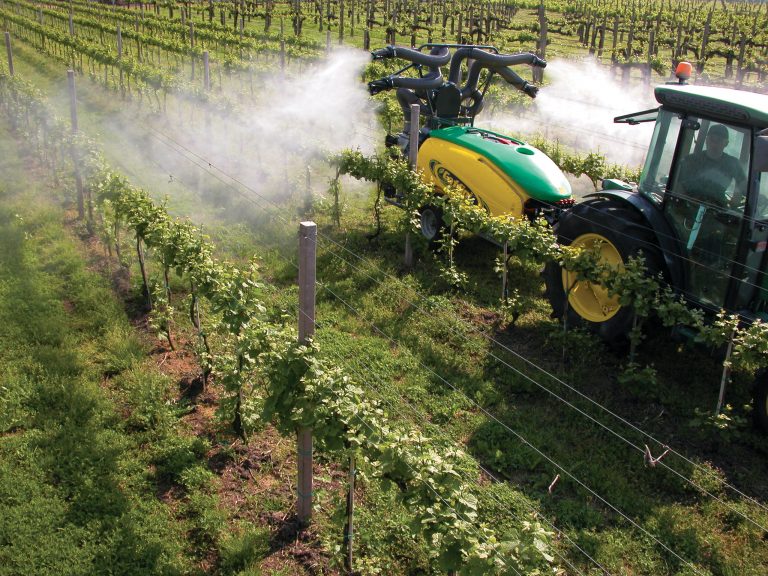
[99,49,378,211]
[479,57,658,168]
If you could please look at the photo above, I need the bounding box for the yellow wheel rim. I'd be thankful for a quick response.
[562,233,624,323]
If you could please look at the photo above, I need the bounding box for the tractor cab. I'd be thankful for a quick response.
[545,74,768,432]
[618,85,768,317]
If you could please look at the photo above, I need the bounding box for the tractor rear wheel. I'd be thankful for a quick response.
[543,199,662,343]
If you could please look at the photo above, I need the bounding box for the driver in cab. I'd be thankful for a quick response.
[676,123,747,209]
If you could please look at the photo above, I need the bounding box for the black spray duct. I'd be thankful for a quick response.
[367,44,547,139]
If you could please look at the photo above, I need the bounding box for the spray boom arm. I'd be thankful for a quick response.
[367,44,546,128]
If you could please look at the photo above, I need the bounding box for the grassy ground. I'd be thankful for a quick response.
[2,13,768,576]
[0,110,344,575]
[0,123,200,575]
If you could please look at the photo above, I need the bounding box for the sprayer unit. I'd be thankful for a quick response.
[368,44,573,238]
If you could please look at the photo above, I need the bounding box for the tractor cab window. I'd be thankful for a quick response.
[756,171,768,221]
[663,119,751,308]
[639,109,682,203]
[733,169,768,311]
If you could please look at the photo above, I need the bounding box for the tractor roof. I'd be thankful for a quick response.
[654,84,768,128]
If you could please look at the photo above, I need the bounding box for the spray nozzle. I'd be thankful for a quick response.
[522,82,539,99]
[368,77,394,95]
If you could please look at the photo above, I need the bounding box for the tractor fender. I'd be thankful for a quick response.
[581,190,685,290]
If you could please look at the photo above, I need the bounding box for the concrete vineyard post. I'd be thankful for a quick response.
[68,10,74,35]
[67,70,85,220]
[405,103,420,270]
[297,222,317,525]
[4,32,12,76]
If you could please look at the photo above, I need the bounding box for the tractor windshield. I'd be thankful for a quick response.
[650,110,752,309]
[638,109,682,202]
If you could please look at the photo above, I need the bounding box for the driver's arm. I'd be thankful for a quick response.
[727,160,748,209]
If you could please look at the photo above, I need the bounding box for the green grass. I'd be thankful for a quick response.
[0,125,227,575]
[3,13,768,574]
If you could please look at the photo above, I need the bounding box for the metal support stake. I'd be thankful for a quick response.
[297,221,317,525]
[4,31,12,76]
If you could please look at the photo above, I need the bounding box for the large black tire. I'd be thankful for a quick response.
[543,199,663,343]
[753,375,768,434]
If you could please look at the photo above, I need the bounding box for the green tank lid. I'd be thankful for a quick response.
[429,126,572,202]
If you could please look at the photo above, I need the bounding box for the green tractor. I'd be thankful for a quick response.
[543,67,768,431]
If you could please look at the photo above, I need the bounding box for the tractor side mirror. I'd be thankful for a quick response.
[756,132,768,172]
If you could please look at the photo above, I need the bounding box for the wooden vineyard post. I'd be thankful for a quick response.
[408,103,420,168]
[4,32,13,76]
[363,28,370,51]
[715,331,736,416]
[68,10,74,36]
[344,455,355,573]
[404,103,420,270]
[239,11,244,59]
[67,70,86,221]
[203,50,210,91]
[534,2,546,83]
[297,221,317,525]
[501,240,508,302]
[117,25,123,89]
[326,30,331,54]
